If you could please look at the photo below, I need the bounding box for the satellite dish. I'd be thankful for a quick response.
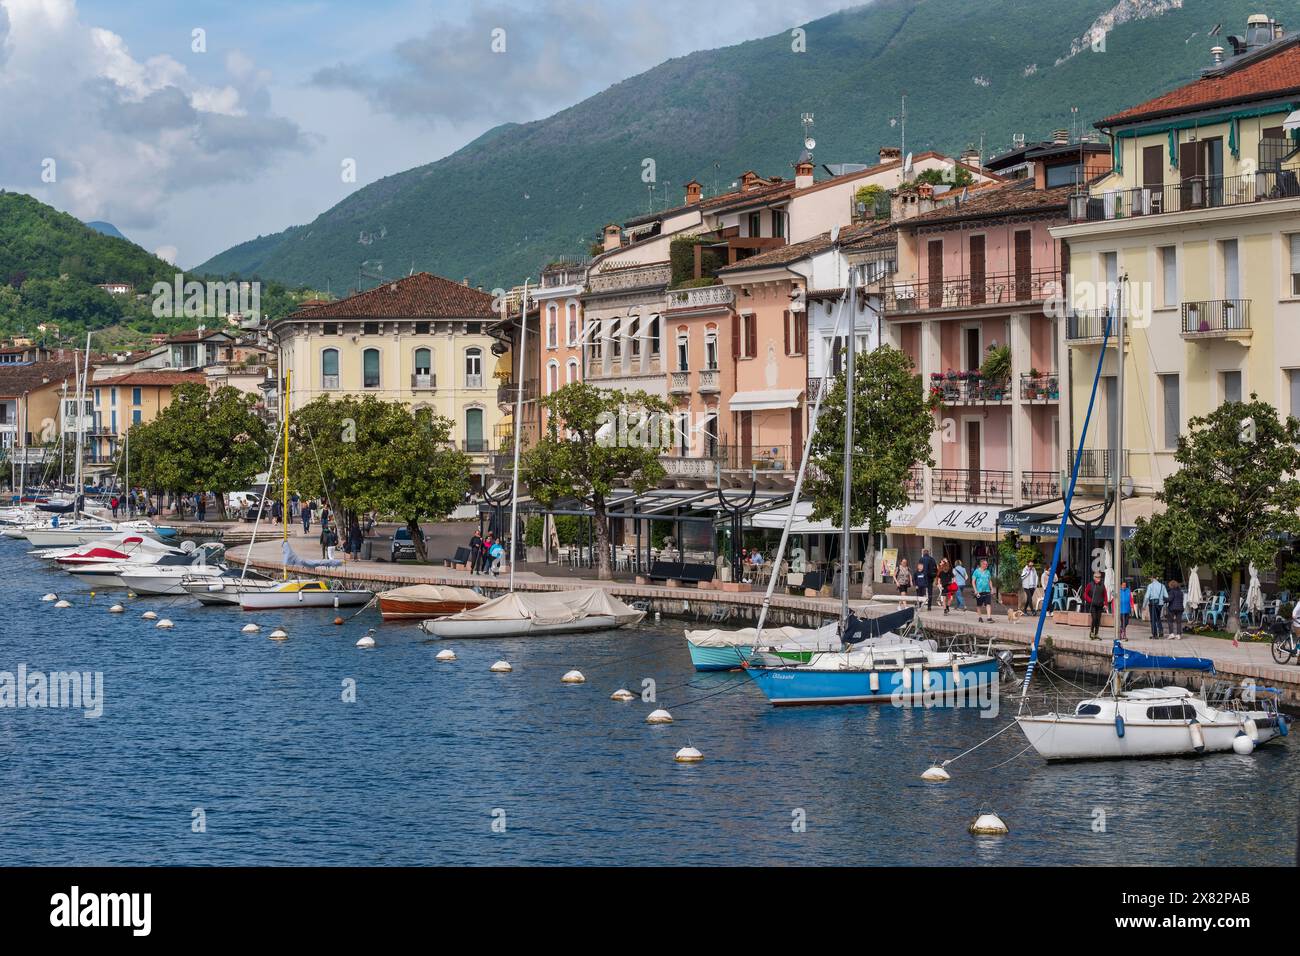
[804,137,816,150]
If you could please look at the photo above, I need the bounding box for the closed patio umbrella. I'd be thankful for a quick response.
[1246,562,1263,617]
[1186,566,1203,612]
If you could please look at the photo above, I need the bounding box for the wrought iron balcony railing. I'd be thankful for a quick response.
[1020,372,1060,401]
[1068,449,1129,479]
[1069,168,1300,222]
[1180,299,1251,340]
[930,468,1014,504]
[884,269,1062,314]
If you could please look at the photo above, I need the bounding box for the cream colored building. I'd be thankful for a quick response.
[274,272,508,480]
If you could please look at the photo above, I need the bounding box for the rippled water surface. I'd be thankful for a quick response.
[1,542,1296,865]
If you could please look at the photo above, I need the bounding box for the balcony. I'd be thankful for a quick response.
[904,465,925,499]
[1020,372,1060,402]
[1180,299,1252,343]
[411,372,437,390]
[669,370,691,395]
[722,444,794,472]
[1068,449,1129,480]
[1021,470,1061,501]
[931,468,1014,505]
[807,377,827,401]
[660,452,721,479]
[497,381,538,406]
[1068,168,1300,222]
[698,368,720,393]
[587,262,673,295]
[462,439,492,454]
[928,373,1012,405]
[465,374,484,389]
[666,285,735,311]
[1066,310,1125,344]
[883,269,1061,315]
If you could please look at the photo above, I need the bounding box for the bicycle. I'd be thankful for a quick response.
[1269,619,1298,664]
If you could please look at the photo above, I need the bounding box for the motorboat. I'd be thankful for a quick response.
[77,544,227,591]
[237,579,374,610]
[377,584,487,621]
[1015,641,1288,760]
[685,621,841,671]
[24,518,158,548]
[181,571,281,605]
[54,535,183,569]
[418,588,644,638]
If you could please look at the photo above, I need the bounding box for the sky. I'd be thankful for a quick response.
[0,0,861,269]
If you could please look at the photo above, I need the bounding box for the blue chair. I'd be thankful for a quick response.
[1050,582,1068,611]
[1204,594,1227,628]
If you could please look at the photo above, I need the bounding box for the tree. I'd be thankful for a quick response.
[1134,396,1300,633]
[127,384,271,517]
[521,381,671,580]
[805,346,936,597]
[288,395,469,561]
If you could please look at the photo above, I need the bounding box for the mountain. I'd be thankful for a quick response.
[197,0,1297,289]
[85,220,128,242]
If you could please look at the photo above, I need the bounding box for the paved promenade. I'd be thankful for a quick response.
[209,526,1300,706]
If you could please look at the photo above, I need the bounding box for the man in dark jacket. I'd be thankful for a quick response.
[469,530,485,574]
[916,548,939,610]
[1083,571,1109,640]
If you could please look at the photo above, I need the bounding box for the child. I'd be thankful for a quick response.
[1118,580,1132,640]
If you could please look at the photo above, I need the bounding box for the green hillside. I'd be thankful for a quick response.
[196,0,1300,289]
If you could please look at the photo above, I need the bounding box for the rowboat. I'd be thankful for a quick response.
[376,584,487,621]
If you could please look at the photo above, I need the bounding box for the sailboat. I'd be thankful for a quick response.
[706,267,996,704]
[235,369,372,611]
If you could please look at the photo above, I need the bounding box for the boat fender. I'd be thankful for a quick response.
[900,666,911,697]
[108,604,124,613]
[1232,733,1255,755]
[1279,714,1289,737]
[1188,720,1205,754]
[41,593,57,602]
[1243,718,1259,743]
[268,629,289,641]
[1114,715,1125,738]
[54,600,71,608]
[155,619,174,629]
[869,672,880,693]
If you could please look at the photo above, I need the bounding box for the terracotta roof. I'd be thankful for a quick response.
[623,177,794,228]
[0,360,77,397]
[716,232,836,274]
[895,181,1073,229]
[797,151,1003,197]
[287,272,495,320]
[1099,37,1300,126]
[842,223,898,252]
[166,329,231,343]
[98,371,207,387]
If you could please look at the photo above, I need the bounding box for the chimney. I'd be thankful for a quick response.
[602,223,622,252]
[739,170,761,193]
[1211,45,1225,64]
[462,277,470,286]
[684,180,702,204]
[794,151,815,189]
[959,147,981,169]
[879,146,902,165]
[1052,128,1069,145]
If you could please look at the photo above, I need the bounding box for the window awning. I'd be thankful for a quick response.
[729,388,802,412]
[748,500,921,533]
[917,503,1001,539]
[1284,109,1300,132]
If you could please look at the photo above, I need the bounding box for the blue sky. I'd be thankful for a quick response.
[2,0,858,269]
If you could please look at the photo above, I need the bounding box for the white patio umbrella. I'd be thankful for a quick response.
[1186,566,1203,612]
[1246,562,1263,616]
[1101,542,1114,594]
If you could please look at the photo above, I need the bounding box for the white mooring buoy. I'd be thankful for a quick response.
[610,688,636,701]
[108,604,124,613]
[141,611,157,620]
[356,634,376,649]
[646,708,673,724]
[54,599,72,608]
[921,765,951,782]
[561,670,585,684]
[268,628,288,641]
[969,813,1009,835]
[435,649,457,662]
[41,593,57,602]
[1232,733,1256,755]
[490,660,513,673]
[241,623,260,633]
[674,746,704,763]
[156,619,174,629]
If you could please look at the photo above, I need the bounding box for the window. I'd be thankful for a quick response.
[646,314,660,356]
[132,409,141,425]
[110,387,117,406]
[1045,162,1083,188]
[364,322,379,336]
[747,211,761,236]
[415,322,430,335]
[322,348,340,389]
[465,348,483,388]
[566,303,578,346]
[566,358,578,384]
[132,387,141,405]
[323,323,338,335]
[1289,370,1300,418]
[676,332,689,372]
[629,314,640,358]
[772,209,786,239]
[1159,246,1177,308]
[1160,374,1179,450]
[547,360,559,395]
[609,318,622,360]
[1220,238,1240,300]
[413,348,432,389]
[465,407,485,452]
[546,306,558,349]
[1102,251,1119,312]
[1222,370,1242,404]
[1146,704,1197,721]
[590,319,602,359]
[1291,235,1300,296]
[783,309,807,356]
[362,348,380,389]
[735,312,756,359]
[705,330,718,370]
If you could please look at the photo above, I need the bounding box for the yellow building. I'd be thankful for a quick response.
[1054,19,1300,530]
[274,272,509,479]
[88,371,207,470]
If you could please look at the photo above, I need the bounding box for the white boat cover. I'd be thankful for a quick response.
[440,588,644,626]
[686,622,841,649]
[378,584,486,605]
[282,540,342,568]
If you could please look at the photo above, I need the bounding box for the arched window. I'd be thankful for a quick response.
[676,331,689,372]
[704,329,718,370]
[546,305,558,349]
[322,348,340,389]
[590,318,602,359]
[547,359,559,395]
[629,314,641,358]
[362,348,380,389]
[413,347,432,389]
[465,348,483,388]
[465,407,485,452]
[566,358,578,384]
[566,302,579,346]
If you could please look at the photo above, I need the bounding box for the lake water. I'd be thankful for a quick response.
[1,541,1296,866]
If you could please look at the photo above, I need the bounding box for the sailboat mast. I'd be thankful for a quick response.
[282,369,291,579]
[1113,275,1126,644]
[839,269,858,625]
[507,279,530,592]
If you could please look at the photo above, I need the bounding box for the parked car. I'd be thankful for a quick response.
[240,496,271,522]
[391,526,422,562]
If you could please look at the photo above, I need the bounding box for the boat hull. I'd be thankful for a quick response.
[746,657,1000,706]
[378,597,484,621]
[1016,714,1284,760]
[239,589,373,610]
[688,642,750,671]
[419,615,624,639]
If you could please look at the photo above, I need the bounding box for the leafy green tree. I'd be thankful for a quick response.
[521,381,671,580]
[805,345,936,597]
[288,395,469,561]
[1132,396,1300,632]
[125,384,271,518]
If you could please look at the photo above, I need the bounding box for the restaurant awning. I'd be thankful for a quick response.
[916,503,1001,540]
[748,500,922,534]
[729,389,802,412]
[998,495,1162,540]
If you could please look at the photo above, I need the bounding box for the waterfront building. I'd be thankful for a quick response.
[0,360,78,486]
[87,371,207,472]
[1051,14,1300,572]
[275,272,508,481]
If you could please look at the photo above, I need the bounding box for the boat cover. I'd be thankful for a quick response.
[441,588,644,625]
[686,621,841,650]
[378,584,486,605]
[1112,639,1215,674]
[842,608,915,644]
[282,540,343,569]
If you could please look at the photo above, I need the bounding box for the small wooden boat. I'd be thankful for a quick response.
[418,587,644,638]
[377,584,487,621]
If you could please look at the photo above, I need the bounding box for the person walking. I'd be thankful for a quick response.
[937,557,954,615]
[290,493,300,521]
[1118,580,1132,640]
[1143,575,1169,638]
[1021,559,1038,613]
[917,548,938,610]
[488,537,504,576]
[1083,570,1109,640]
[195,491,206,522]
[469,529,485,575]
[271,498,282,526]
[110,495,119,518]
[952,559,968,612]
[479,534,495,574]
[1166,580,1185,639]
[972,558,993,623]
[348,520,363,561]
[302,499,314,535]
[895,558,912,599]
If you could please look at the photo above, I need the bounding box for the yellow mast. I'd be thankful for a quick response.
[282,369,290,579]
